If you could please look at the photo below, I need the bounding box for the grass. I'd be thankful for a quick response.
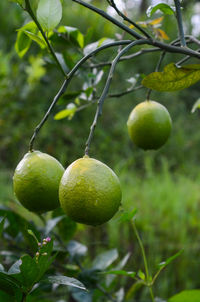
[105,157,200,299]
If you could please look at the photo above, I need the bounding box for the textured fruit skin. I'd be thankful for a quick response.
[59,157,122,226]
[127,100,172,150]
[13,151,64,213]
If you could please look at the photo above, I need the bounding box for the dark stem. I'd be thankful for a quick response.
[108,85,144,98]
[28,40,133,150]
[89,48,160,68]
[72,0,143,40]
[73,0,200,59]
[176,48,200,66]
[146,50,166,100]
[109,0,152,39]
[24,0,66,77]
[174,0,186,47]
[84,39,148,156]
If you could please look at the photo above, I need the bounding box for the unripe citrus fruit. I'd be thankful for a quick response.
[127,100,172,150]
[13,151,64,213]
[59,157,122,226]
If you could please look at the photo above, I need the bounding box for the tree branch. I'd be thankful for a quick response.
[89,48,160,68]
[174,0,186,47]
[109,0,151,39]
[72,0,143,40]
[29,40,133,150]
[72,0,200,60]
[84,39,149,156]
[146,50,166,100]
[24,0,67,77]
[108,85,144,98]
[176,48,200,66]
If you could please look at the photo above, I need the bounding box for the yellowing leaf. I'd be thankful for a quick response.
[156,28,169,40]
[142,63,200,91]
[149,16,164,25]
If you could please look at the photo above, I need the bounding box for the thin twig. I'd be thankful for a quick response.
[84,39,148,156]
[24,0,66,77]
[29,40,133,150]
[176,48,200,66]
[174,0,186,47]
[89,48,160,68]
[72,0,143,40]
[89,36,200,69]
[72,0,200,59]
[109,0,151,39]
[146,50,166,100]
[108,85,144,98]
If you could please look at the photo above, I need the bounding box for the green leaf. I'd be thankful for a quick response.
[52,209,77,242]
[8,260,21,275]
[67,240,88,259]
[58,26,84,48]
[15,21,37,57]
[106,253,131,286]
[142,63,200,91]
[119,208,137,223]
[62,91,82,101]
[103,270,136,278]
[0,272,22,297]
[168,290,200,302]
[22,30,46,48]
[37,0,62,31]
[158,250,183,269]
[46,275,86,290]
[9,0,23,5]
[25,55,46,85]
[92,249,118,271]
[44,216,65,235]
[137,270,145,281]
[85,87,93,98]
[20,255,39,289]
[191,98,200,113]
[147,4,175,17]
[125,281,144,300]
[27,229,39,246]
[54,103,77,120]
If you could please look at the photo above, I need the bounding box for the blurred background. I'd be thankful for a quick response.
[1,0,200,300]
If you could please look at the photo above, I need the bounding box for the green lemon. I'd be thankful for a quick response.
[13,150,64,213]
[59,157,122,226]
[127,100,172,150]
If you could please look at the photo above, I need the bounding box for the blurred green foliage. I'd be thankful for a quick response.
[1,0,200,301]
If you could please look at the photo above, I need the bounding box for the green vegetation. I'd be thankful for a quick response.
[1,0,200,301]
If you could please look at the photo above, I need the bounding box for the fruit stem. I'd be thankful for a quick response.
[28,40,132,151]
[146,50,166,101]
[132,220,155,302]
[84,39,149,156]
